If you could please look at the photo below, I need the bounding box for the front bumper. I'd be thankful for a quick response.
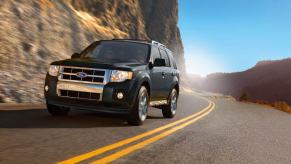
[44,74,140,113]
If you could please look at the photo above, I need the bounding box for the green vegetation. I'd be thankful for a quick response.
[239,93,249,101]
[0,96,4,103]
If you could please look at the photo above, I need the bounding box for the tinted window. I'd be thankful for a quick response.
[166,50,177,69]
[151,46,161,62]
[159,48,170,67]
[172,58,177,69]
[80,41,150,64]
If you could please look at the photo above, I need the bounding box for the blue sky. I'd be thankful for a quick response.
[179,0,291,76]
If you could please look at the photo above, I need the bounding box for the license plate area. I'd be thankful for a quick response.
[57,81,103,101]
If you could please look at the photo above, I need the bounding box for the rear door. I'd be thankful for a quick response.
[166,50,178,90]
[159,48,172,98]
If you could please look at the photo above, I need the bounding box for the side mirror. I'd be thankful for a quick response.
[153,58,166,67]
[71,53,80,59]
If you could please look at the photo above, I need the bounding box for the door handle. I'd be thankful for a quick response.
[162,72,166,76]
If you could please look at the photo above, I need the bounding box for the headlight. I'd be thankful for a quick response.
[48,65,60,76]
[110,70,133,82]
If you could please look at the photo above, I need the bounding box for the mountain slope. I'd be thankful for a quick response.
[0,0,184,102]
[202,58,291,105]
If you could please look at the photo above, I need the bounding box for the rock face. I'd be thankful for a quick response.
[0,0,184,103]
[201,58,291,105]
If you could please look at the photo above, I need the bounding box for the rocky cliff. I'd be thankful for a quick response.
[200,58,291,105]
[0,0,184,103]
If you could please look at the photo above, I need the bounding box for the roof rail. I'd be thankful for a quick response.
[111,39,151,42]
[110,39,167,48]
[151,40,166,48]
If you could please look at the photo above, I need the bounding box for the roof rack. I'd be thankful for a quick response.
[111,39,151,42]
[111,39,167,48]
[151,40,166,48]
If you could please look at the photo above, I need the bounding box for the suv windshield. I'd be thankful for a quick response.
[80,41,150,64]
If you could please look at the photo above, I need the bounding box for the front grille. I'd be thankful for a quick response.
[59,90,101,100]
[58,66,108,84]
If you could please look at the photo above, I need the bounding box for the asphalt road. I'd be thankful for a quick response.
[0,90,291,164]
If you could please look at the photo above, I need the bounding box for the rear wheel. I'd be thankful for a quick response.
[47,103,70,116]
[127,86,149,125]
[162,88,178,118]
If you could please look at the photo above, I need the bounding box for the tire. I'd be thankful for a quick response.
[162,88,178,118]
[47,103,70,116]
[127,86,149,125]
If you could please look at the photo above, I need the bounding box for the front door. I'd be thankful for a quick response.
[150,67,166,99]
[149,46,165,100]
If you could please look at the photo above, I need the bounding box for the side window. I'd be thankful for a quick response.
[172,58,177,69]
[159,48,170,67]
[150,46,161,62]
[166,50,177,69]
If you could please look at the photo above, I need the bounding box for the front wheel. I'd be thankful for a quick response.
[47,103,70,116]
[162,88,178,118]
[127,86,149,125]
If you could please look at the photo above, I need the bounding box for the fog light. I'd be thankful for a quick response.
[45,85,49,92]
[117,92,124,99]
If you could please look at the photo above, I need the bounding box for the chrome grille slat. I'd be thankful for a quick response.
[58,66,109,85]
[60,72,104,78]
[59,90,101,101]
[56,81,103,101]
[57,66,110,101]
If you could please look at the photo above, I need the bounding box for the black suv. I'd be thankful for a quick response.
[44,39,180,125]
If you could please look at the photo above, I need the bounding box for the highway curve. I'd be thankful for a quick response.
[0,90,291,164]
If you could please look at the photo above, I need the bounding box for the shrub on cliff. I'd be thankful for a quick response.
[0,96,4,103]
[239,93,249,101]
[271,101,291,113]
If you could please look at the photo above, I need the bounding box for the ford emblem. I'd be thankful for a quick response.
[76,72,87,78]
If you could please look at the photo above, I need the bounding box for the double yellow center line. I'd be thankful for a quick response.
[58,98,215,164]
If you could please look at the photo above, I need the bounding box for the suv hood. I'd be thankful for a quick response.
[51,58,146,71]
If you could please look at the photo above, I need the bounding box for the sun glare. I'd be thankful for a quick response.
[185,46,225,77]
